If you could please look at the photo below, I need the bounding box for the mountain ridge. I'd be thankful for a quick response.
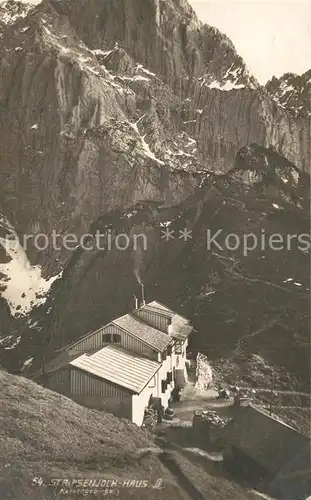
[266,69,311,119]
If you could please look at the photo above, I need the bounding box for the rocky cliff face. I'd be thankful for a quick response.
[0,0,309,390]
[0,0,308,266]
[56,0,310,174]
[0,0,204,275]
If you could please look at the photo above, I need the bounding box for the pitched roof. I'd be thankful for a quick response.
[141,304,173,319]
[140,301,192,340]
[147,301,174,314]
[228,405,310,475]
[70,345,161,394]
[63,327,103,351]
[112,313,171,352]
[146,300,189,322]
[62,302,179,354]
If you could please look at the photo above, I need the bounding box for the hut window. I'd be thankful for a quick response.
[102,333,121,344]
[112,333,121,343]
[102,333,111,343]
[161,380,167,393]
[167,345,172,356]
[167,371,172,384]
[162,350,167,361]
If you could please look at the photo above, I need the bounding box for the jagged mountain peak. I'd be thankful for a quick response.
[266,69,311,119]
[47,0,257,92]
[0,0,264,96]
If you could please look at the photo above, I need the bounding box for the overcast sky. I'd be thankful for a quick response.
[189,0,311,83]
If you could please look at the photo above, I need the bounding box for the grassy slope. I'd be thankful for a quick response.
[0,369,186,500]
[0,370,262,500]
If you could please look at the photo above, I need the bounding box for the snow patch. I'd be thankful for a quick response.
[249,490,275,500]
[0,335,12,346]
[186,136,196,147]
[0,1,33,25]
[200,64,256,91]
[183,448,222,461]
[129,120,164,165]
[121,75,149,82]
[291,169,299,183]
[279,82,295,97]
[85,65,101,77]
[30,124,38,130]
[3,336,21,350]
[171,149,193,158]
[23,357,34,367]
[91,48,114,58]
[207,80,245,91]
[124,210,137,219]
[0,223,61,316]
[136,64,156,77]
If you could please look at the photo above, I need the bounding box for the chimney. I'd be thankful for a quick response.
[141,283,146,306]
[133,295,138,310]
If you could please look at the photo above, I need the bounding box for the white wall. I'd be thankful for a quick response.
[161,384,173,408]
[158,352,171,380]
[156,351,174,408]
[131,340,190,426]
[131,380,158,426]
[171,338,188,379]
[132,339,191,426]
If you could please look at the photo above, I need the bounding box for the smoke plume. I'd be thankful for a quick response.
[134,267,141,285]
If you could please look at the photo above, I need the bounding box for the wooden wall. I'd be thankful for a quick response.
[134,309,169,333]
[68,323,157,360]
